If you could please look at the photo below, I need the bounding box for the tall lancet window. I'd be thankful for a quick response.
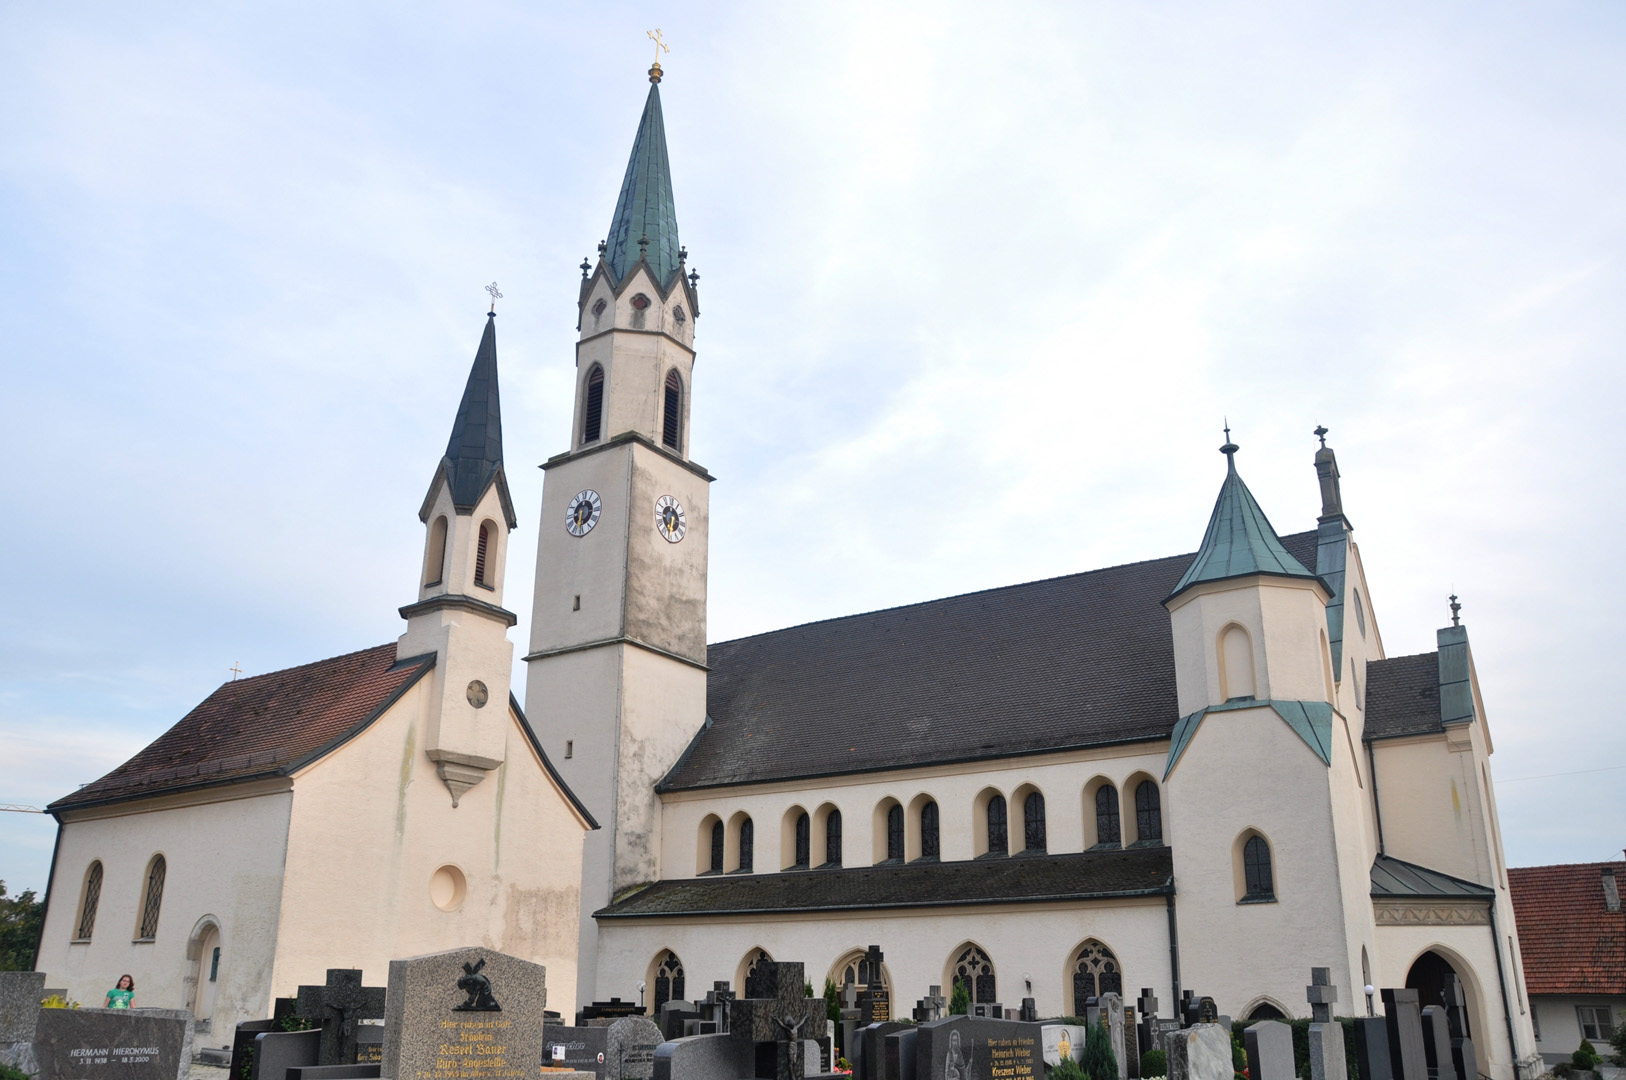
[582,365,605,444]
[919,801,940,860]
[474,524,492,588]
[1095,785,1121,847]
[662,370,682,450]
[825,809,843,867]
[424,517,448,587]
[794,812,810,869]
[986,795,1008,857]
[1023,792,1047,853]
[886,804,904,862]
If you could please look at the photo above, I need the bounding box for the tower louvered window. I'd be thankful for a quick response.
[1135,781,1163,844]
[986,795,1008,856]
[474,524,491,587]
[920,801,940,860]
[1095,785,1121,846]
[1023,792,1047,853]
[137,855,166,940]
[76,862,103,940]
[662,370,681,450]
[582,366,605,444]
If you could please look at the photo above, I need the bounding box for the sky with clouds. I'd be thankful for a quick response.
[2,2,1622,896]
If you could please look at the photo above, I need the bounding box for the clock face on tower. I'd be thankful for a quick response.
[565,489,602,537]
[655,495,687,543]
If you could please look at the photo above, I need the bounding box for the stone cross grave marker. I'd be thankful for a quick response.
[1381,989,1428,1080]
[1420,1007,1457,1080]
[1245,1021,1295,1080]
[916,1015,1044,1080]
[728,960,827,1080]
[701,981,734,1035]
[381,946,545,1080]
[839,983,863,1061]
[1440,976,1478,1080]
[295,970,387,1066]
[33,1007,195,1080]
[857,946,890,1024]
[1306,967,1347,1080]
[1136,987,1159,1065]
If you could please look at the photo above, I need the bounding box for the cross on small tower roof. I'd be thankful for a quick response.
[1315,424,1328,448]
[647,28,669,82]
[485,281,503,312]
[1220,419,1239,467]
[1449,594,1461,626]
[229,661,242,681]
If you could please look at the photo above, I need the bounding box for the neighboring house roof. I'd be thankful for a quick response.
[604,81,680,288]
[1166,446,1322,603]
[1370,853,1495,900]
[596,847,1173,919]
[1363,652,1443,740]
[50,644,434,813]
[1508,860,1626,996]
[662,532,1320,792]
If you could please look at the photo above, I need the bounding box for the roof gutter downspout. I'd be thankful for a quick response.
[1487,901,1521,1080]
[1166,885,1182,1006]
[1366,739,1385,855]
[31,814,63,970]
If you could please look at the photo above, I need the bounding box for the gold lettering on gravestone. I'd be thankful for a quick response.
[986,1035,1039,1080]
[427,1018,522,1080]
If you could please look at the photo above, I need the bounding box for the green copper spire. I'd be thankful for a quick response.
[1166,429,1321,603]
[604,76,681,289]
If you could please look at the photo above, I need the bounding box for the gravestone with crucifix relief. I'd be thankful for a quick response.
[729,961,827,1080]
[294,970,387,1066]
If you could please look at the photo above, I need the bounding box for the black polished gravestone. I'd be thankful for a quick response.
[577,998,644,1025]
[251,1028,321,1080]
[1419,1008,1457,1080]
[287,1067,381,1080]
[916,1015,1044,1080]
[729,961,828,1080]
[229,1020,276,1080]
[882,1027,915,1080]
[544,1026,608,1076]
[857,947,890,1024]
[293,970,387,1066]
[33,1008,195,1080]
[1352,1017,1393,1080]
[1439,977,1478,1080]
[1381,990,1428,1080]
[859,1023,912,1080]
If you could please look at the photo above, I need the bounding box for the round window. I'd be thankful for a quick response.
[429,865,468,911]
[631,294,650,310]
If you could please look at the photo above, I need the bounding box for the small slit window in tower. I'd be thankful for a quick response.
[662,370,682,450]
[474,524,491,587]
[424,516,448,587]
[737,818,754,873]
[583,366,605,444]
[564,740,573,759]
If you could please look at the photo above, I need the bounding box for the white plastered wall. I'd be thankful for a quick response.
[1530,995,1626,1062]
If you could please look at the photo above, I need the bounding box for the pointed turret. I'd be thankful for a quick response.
[1167,433,1321,604]
[603,77,681,289]
[421,313,517,528]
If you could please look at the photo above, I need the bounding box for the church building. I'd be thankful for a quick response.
[35,60,1538,1080]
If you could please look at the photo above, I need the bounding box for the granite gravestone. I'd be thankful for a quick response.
[1419,1008,1457,1080]
[605,1017,663,1080]
[1440,977,1477,1080]
[1134,989,1158,1066]
[252,1028,321,1080]
[859,1023,911,1080]
[1166,1024,1231,1080]
[881,1027,914,1080]
[1352,1017,1393,1080]
[1380,990,1427,1080]
[1306,968,1347,1080]
[543,1027,607,1076]
[286,1067,381,1080]
[916,1015,1043,1080]
[1244,1021,1294,1080]
[650,1033,754,1080]
[577,1000,642,1026]
[33,1007,195,1080]
[1125,1007,1140,1079]
[229,1020,276,1080]
[1040,1025,1086,1068]
[728,961,827,1080]
[295,970,387,1066]
[0,971,46,1075]
[381,947,545,1080]
[857,947,890,1025]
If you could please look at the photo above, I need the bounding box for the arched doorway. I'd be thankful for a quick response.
[187,920,221,1026]
[1406,950,1472,1036]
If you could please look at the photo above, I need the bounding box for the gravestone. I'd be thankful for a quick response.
[651,1032,754,1080]
[916,1015,1043,1080]
[229,1020,277,1080]
[1166,1024,1231,1080]
[605,1016,663,1080]
[1,971,46,1075]
[1440,977,1478,1080]
[253,1028,322,1080]
[857,947,890,1024]
[1136,989,1159,1068]
[34,1007,194,1080]
[1352,1017,1393,1080]
[1306,968,1347,1080]
[381,947,546,1080]
[1151,1019,1183,1057]
[881,1027,914,1080]
[1244,1021,1294,1080]
[287,1067,381,1080]
[657,1000,700,1042]
[1125,1006,1140,1079]
[577,999,643,1025]
[839,984,863,1060]
[1419,1008,1457,1080]
[544,1026,607,1076]
[1381,989,1427,1080]
[729,961,827,1080]
[295,970,388,1066]
[1018,999,1037,1024]
[1105,992,1127,1080]
[354,1026,383,1065]
[1041,1025,1086,1067]
[859,1023,911,1080]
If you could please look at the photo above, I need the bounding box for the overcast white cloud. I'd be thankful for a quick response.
[2,2,1622,893]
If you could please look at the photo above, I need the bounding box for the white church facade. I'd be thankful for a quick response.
[35,62,1540,1080]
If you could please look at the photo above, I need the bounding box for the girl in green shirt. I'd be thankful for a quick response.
[105,974,134,1009]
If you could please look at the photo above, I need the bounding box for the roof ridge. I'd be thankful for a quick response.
[213,641,402,690]
[1509,860,1626,873]
[708,530,1318,650]
[1370,650,1440,663]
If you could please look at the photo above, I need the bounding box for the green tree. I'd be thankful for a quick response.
[1608,1020,1626,1067]
[0,881,45,971]
[1052,1057,1087,1080]
[950,980,971,1015]
[1080,1017,1117,1080]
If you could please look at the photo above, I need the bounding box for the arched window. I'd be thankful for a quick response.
[75,861,103,941]
[742,948,773,997]
[137,855,166,940]
[474,524,492,587]
[662,370,682,450]
[709,821,724,874]
[654,950,685,1010]
[1135,782,1162,844]
[1095,785,1121,847]
[1221,624,1256,700]
[1243,835,1275,900]
[582,365,605,444]
[825,808,843,867]
[986,795,1008,857]
[1023,792,1047,853]
[1353,588,1367,637]
[833,949,890,995]
[1072,940,1123,1015]
[886,804,904,862]
[737,818,754,873]
[919,801,940,860]
[424,517,448,587]
[952,944,996,1005]
[794,812,810,869]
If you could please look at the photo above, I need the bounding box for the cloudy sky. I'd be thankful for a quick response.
[2,3,1622,895]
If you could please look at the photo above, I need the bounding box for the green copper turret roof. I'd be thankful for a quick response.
[429,312,516,528]
[1166,438,1321,603]
[604,82,681,289]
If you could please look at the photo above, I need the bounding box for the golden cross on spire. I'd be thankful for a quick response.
[646,28,669,82]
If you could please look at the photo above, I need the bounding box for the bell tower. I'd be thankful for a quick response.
[522,62,710,1006]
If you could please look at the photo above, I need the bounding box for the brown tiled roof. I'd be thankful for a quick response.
[662,532,1320,791]
[50,644,434,812]
[1363,651,1442,740]
[1507,861,1626,995]
[597,847,1173,918]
